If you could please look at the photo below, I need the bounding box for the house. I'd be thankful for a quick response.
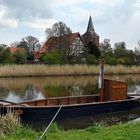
[7,47,18,53]
[34,32,85,60]
[34,16,99,60]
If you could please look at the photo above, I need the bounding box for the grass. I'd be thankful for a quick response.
[1,114,140,140]
[0,113,37,140]
[0,64,140,77]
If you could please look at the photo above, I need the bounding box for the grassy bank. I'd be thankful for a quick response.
[0,64,140,77]
[1,120,140,140]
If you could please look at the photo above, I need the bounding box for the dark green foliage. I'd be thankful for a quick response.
[114,42,135,65]
[87,42,101,59]
[114,41,127,58]
[0,48,12,64]
[39,51,61,64]
[86,54,98,64]
[99,39,112,58]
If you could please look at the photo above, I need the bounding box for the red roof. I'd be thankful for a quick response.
[8,47,17,53]
[40,32,81,53]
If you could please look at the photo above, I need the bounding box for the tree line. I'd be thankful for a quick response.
[0,21,140,65]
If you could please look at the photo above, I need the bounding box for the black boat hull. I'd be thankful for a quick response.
[1,98,140,129]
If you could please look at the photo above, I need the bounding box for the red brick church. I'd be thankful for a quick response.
[34,16,99,60]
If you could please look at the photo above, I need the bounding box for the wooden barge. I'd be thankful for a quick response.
[0,79,140,128]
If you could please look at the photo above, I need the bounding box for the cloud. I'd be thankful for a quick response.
[0,0,139,49]
[0,5,17,28]
[24,18,57,29]
[0,0,53,20]
[0,18,18,28]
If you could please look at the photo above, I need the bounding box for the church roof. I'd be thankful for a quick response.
[87,16,95,32]
[83,16,99,37]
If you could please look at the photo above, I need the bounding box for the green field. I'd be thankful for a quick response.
[1,122,140,140]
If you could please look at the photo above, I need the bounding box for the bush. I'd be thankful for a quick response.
[39,51,61,64]
[86,55,98,64]
[106,57,117,65]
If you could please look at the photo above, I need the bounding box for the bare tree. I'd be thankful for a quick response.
[10,41,19,48]
[0,44,7,50]
[21,36,41,53]
[45,21,72,39]
[17,36,41,61]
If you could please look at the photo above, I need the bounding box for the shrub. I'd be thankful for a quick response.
[39,51,61,64]
[86,55,98,64]
[0,113,20,137]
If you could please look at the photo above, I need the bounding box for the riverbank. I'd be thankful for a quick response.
[1,121,140,140]
[0,64,140,77]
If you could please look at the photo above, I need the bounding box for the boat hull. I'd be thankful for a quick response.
[1,98,140,129]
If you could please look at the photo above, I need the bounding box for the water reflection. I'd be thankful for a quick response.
[0,75,140,103]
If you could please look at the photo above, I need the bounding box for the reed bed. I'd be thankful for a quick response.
[0,113,20,137]
[0,64,140,77]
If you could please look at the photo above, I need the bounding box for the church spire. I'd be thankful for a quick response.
[87,16,95,33]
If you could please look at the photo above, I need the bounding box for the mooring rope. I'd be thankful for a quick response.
[38,105,62,140]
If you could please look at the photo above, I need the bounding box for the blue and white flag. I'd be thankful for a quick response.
[98,62,105,89]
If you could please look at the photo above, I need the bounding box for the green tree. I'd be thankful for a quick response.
[86,42,100,59]
[39,51,61,64]
[114,41,127,58]
[86,54,98,64]
[99,39,112,57]
[0,48,12,64]
[114,41,135,65]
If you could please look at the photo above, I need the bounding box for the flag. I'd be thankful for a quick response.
[98,61,105,89]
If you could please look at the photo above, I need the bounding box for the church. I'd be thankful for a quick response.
[82,16,99,48]
[34,16,99,60]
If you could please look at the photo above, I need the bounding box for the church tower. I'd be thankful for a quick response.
[82,16,99,47]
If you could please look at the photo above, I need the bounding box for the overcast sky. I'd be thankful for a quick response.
[0,0,140,50]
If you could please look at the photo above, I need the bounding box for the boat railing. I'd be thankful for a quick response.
[18,94,100,107]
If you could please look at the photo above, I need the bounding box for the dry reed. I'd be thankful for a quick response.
[0,64,140,77]
[0,113,20,137]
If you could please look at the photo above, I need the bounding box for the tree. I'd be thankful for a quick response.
[99,39,112,57]
[45,21,72,39]
[0,44,7,50]
[114,41,127,58]
[13,48,27,64]
[114,41,135,65]
[18,36,41,60]
[0,48,12,63]
[10,41,19,48]
[86,54,98,64]
[39,51,61,64]
[86,42,100,59]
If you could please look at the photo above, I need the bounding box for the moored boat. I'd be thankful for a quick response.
[0,79,140,128]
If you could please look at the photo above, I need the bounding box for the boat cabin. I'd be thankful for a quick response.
[100,79,127,102]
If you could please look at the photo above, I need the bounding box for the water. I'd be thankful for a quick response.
[0,75,140,103]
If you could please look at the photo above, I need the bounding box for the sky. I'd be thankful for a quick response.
[0,0,140,50]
